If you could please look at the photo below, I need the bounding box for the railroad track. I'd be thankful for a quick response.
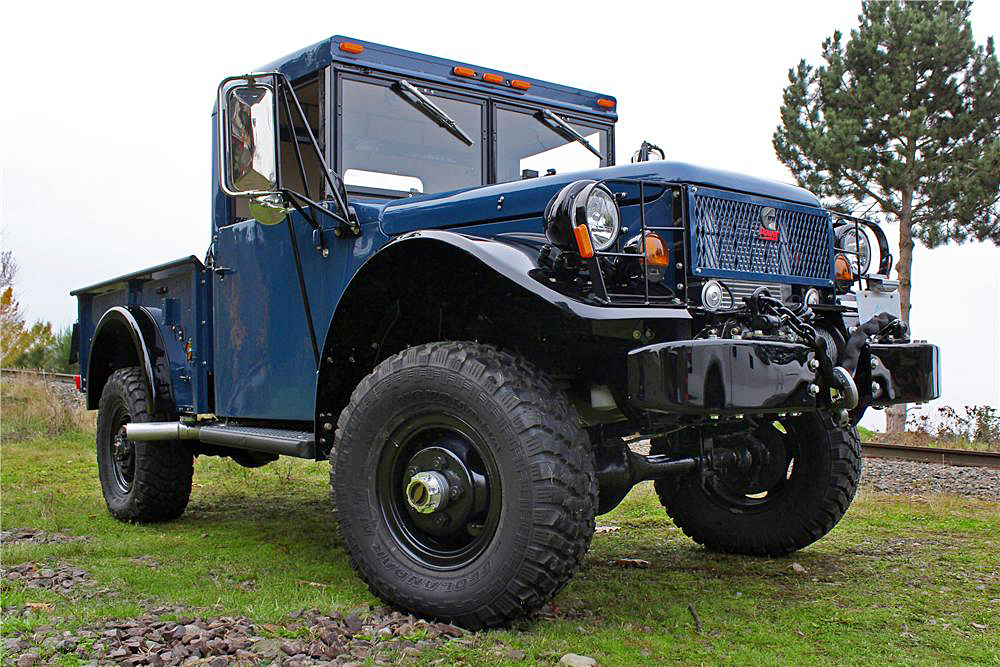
[5,368,998,469]
[861,442,1000,469]
[1,368,78,385]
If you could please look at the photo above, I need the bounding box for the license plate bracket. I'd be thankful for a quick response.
[856,289,902,324]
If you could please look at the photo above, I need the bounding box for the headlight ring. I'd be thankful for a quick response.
[544,180,621,253]
[836,226,872,275]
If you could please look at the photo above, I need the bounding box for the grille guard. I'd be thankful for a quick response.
[581,178,838,307]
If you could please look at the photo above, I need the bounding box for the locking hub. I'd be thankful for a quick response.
[405,471,450,514]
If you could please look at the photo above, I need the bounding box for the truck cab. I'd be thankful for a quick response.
[72,36,940,628]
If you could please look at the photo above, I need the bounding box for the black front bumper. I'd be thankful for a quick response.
[626,338,940,415]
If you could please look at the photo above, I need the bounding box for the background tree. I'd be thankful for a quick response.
[0,246,77,372]
[774,0,999,432]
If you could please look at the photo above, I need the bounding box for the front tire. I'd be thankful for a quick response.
[653,412,860,556]
[330,342,597,628]
[96,367,193,522]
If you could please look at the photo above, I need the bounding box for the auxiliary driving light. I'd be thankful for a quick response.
[804,288,821,306]
[701,280,725,311]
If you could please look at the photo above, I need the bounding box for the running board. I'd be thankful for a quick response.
[125,422,315,459]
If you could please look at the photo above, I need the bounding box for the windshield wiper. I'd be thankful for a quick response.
[535,109,602,159]
[393,79,473,146]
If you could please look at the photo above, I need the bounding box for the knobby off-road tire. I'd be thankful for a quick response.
[330,342,597,628]
[96,367,193,522]
[652,412,861,556]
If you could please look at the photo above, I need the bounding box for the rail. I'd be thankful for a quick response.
[1,368,78,385]
[861,442,1000,470]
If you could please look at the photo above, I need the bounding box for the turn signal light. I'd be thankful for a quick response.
[482,73,504,84]
[835,254,854,281]
[74,375,82,391]
[452,66,476,78]
[510,79,531,91]
[338,42,364,54]
[597,98,616,109]
[574,225,594,259]
[644,233,669,267]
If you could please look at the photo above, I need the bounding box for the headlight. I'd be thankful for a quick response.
[837,227,871,275]
[701,280,725,311]
[579,185,620,250]
[804,288,821,306]
[544,180,620,253]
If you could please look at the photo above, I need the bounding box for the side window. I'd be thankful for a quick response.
[495,108,609,184]
[340,77,484,196]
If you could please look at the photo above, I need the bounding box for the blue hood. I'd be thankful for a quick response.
[378,161,819,236]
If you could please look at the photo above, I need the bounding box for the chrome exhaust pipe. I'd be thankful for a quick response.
[124,422,200,441]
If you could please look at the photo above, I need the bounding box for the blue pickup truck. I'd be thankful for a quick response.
[71,36,940,627]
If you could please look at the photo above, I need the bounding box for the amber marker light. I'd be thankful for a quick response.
[482,73,504,84]
[452,66,476,78]
[338,42,364,54]
[511,79,531,90]
[835,254,854,281]
[597,98,616,109]
[574,225,595,259]
[644,233,669,267]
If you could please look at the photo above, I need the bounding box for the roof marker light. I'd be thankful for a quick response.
[339,42,364,54]
[597,98,616,109]
[482,73,504,84]
[452,66,476,78]
[510,79,531,91]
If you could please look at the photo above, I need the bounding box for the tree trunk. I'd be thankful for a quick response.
[886,182,915,434]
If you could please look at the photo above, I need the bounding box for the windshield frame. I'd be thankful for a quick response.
[330,66,616,199]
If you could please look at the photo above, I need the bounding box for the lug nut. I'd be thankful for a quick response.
[808,358,820,372]
[435,514,449,527]
[870,357,879,370]
[433,456,447,470]
[807,384,820,397]
[871,381,882,399]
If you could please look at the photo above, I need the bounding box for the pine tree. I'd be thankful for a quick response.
[774,0,999,432]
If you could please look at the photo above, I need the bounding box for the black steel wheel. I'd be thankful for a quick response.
[652,412,860,556]
[330,342,597,628]
[96,367,193,522]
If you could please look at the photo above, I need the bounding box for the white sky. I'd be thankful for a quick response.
[2,1,997,430]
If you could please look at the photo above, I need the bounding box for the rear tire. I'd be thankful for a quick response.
[330,342,597,628]
[96,367,193,522]
[653,412,860,556]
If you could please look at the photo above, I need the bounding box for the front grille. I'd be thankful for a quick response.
[691,187,833,286]
[721,280,791,309]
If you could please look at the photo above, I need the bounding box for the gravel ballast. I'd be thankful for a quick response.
[861,457,1000,501]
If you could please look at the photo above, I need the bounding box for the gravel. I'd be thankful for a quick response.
[0,605,466,667]
[1,562,115,599]
[861,458,1000,501]
[1,529,89,546]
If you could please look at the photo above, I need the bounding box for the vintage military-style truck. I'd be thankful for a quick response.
[71,36,940,627]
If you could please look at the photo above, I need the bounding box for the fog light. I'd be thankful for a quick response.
[701,280,725,311]
[804,288,821,306]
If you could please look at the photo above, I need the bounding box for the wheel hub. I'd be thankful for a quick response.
[113,427,134,463]
[405,471,450,514]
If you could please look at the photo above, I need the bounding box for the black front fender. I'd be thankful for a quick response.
[381,230,691,321]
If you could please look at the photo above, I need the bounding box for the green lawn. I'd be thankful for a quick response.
[2,419,998,665]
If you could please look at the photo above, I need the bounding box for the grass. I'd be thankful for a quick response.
[2,382,999,665]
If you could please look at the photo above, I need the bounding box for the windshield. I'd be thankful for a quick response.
[495,107,609,184]
[341,77,484,195]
